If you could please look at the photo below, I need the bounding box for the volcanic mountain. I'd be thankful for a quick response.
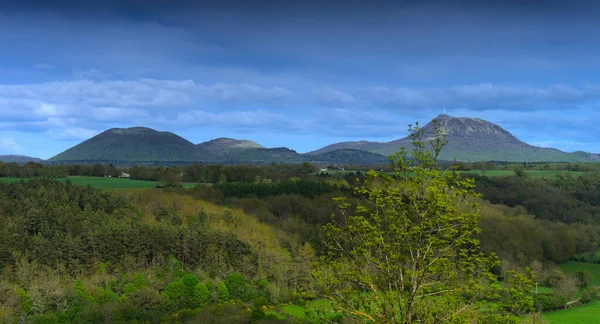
[310,114,600,162]
[49,127,200,163]
[48,127,389,165]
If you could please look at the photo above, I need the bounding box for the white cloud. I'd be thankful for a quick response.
[315,83,600,111]
[0,79,292,109]
[174,109,291,128]
[0,137,21,153]
[45,127,99,141]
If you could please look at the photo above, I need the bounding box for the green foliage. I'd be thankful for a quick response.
[225,272,246,301]
[579,287,598,304]
[163,280,186,311]
[501,268,535,315]
[193,283,210,306]
[315,120,501,323]
[132,274,148,288]
[122,283,137,295]
[217,282,230,303]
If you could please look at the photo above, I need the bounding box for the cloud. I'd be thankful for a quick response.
[316,83,600,111]
[0,79,292,109]
[0,137,21,153]
[173,109,295,129]
[45,127,99,141]
[32,63,55,69]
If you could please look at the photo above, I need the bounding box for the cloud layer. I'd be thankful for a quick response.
[2,0,600,158]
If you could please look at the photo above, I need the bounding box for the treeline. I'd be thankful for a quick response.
[0,161,320,182]
[447,160,600,172]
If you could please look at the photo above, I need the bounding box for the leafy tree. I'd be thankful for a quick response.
[193,283,210,306]
[314,120,500,323]
[501,268,535,316]
[217,282,230,303]
[225,272,246,301]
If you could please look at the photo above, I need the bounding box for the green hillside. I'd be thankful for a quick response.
[49,127,200,162]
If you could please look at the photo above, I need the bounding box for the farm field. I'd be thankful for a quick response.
[543,300,600,323]
[0,177,200,189]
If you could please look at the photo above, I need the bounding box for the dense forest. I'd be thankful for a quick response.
[2,129,600,322]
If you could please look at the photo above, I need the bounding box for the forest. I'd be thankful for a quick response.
[2,127,600,323]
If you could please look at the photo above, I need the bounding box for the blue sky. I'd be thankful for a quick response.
[2,0,600,159]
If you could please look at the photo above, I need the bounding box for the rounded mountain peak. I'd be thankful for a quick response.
[106,127,163,135]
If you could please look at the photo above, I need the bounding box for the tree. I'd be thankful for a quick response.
[314,120,500,323]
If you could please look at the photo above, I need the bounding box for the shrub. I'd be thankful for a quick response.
[580,287,598,304]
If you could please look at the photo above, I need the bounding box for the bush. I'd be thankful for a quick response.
[580,287,598,304]
[533,293,568,311]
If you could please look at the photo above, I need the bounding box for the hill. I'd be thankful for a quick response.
[48,127,387,165]
[48,127,200,163]
[308,149,388,166]
[310,114,600,162]
[0,155,44,163]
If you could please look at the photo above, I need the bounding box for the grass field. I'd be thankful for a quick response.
[0,177,200,189]
[559,262,600,287]
[543,300,600,323]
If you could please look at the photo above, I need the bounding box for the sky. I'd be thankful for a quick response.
[1,0,600,159]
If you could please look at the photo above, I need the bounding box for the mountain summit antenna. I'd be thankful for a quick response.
[441,105,448,116]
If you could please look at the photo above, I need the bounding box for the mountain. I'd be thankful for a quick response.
[0,155,44,164]
[48,127,387,165]
[49,127,200,162]
[310,114,600,162]
[197,137,265,156]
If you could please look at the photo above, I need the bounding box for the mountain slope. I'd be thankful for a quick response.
[49,127,200,162]
[311,115,600,162]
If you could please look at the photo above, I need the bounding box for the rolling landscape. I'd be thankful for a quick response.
[3,1,600,323]
[8,114,598,166]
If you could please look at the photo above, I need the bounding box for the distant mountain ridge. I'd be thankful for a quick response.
[310,114,600,162]
[47,115,600,165]
[0,155,44,164]
[48,127,389,165]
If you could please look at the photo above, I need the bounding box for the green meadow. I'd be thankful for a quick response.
[544,300,600,323]
[0,177,200,189]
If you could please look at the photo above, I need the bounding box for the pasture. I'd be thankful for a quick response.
[543,300,600,323]
[0,177,200,189]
